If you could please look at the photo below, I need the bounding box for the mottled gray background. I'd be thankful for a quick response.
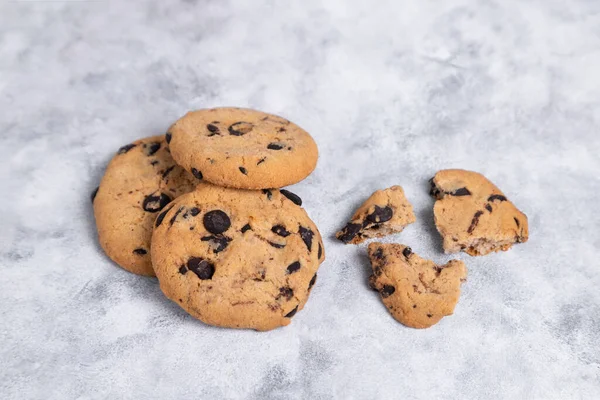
[1,1,599,399]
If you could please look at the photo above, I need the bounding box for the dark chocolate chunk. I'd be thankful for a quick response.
[280,189,302,206]
[150,160,159,166]
[178,265,187,275]
[286,261,301,274]
[380,285,396,298]
[514,217,520,227]
[488,194,507,202]
[257,157,266,165]
[268,241,285,249]
[91,186,99,203]
[239,166,247,175]
[427,314,433,318]
[402,247,412,258]
[184,207,200,218]
[452,187,471,196]
[468,210,484,234]
[155,205,174,227]
[206,124,220,136]
[187,257,215,280]
[162,165,175,179]
[191,168,203,180]
[241,223,252,233]
[228,121,253,136]
[337,223,362,243]
[133,248,147,255]
[318,243,323,259]
[366,205,393,224]
[169,206,185,226]
[145,142,161,156]
[267,143,284,150]
[308,274,317,290]
[298,226,314,252]
[117,144,136,154]
[262,189,272,200]
[372,247,385,260]
[142,192,172,213]
[203,210,231,234]
[278,287,294,301]
[165,132,172,144]
[485,204,493,212]
[429,178,441,197]
[285,306,298,318]
[272,225,291,237]
[201,235,232,253]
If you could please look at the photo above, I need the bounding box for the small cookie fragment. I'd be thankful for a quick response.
[429,169,529,256]
[336,186,416,244]
[367,243,467,329]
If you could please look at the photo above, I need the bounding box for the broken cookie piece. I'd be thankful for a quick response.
[429,169,529,256]
[336,186,416,244]
[367,242,467,329]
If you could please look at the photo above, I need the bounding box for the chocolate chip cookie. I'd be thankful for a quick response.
[166,107,319,189]
[368,243,467,329]
[93,136,196,276]
[429,169,529,256]
[151,183,325,331]
[336,186,416,244]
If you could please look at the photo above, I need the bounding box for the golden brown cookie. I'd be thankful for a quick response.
[151,183,325,331]
[93,136,196,276]
[367,243,467,329]
[166,107,319,189]
[336,186,416,244]
[429,169,529,256]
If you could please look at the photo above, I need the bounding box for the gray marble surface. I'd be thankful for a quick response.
[1,1,599,399]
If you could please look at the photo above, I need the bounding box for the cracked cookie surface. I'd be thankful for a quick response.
[336,186,416,244]
[93,136,197,276]
[151,183,325,331]
[368,243,467,329]
[167,107,319,189]
[429,169,529,256]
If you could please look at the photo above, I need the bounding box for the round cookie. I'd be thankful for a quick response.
[151,183,326,331]
[166,108,319,189]
[93,136,197,276]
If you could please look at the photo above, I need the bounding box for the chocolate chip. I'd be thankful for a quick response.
[337,223,362,243]
[117,144,136,154]
[257,157,266,165]
[271,225,291,237]
[184,207,200,218]
[142,192,172,213]
[133,248,147,255]
[239,166,247,175]
[268,241,286,249]
[452,187,471,196]
[91,187,99,203]
[165,132,172,144]
[241,223,252,233]
[280,189,302,206]
[201,235,232,253]
[207,124,220,136]
[169,206,184,226]
[203,210,231,234]
[278,287,294,301]
[179,265,187,275]
[468,210,484,234]
[318,243,323,259]
[485,204,493,212]
[372,247,385,260]
[308,274,317,290]
[262,189,272,200]
[285,306,298,318]
[366,205,393,224]
[144,142,161,156]
[267,143,284,150]
[488,194,507,202]
[162,165,175,179]
[427,314,433,318]
[150,160,159,166]
[228,121,253,136]
[514,217,520,227]
[155,205,174,227]
[287,261,301,274]
[429,178,441,197]
[402,247,412,258]
[380,285,396,298]
[191,168,203,180]
[187,257,215,280]
[298,226,314,252]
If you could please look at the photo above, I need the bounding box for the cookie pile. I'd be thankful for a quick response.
[93,108,325,331]
[337,169,529,329]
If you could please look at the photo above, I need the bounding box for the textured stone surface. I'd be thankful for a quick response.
[1,1,599,399]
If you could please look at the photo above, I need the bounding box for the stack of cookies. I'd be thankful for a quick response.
[93,108,325,331]
[336,170,529,329]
